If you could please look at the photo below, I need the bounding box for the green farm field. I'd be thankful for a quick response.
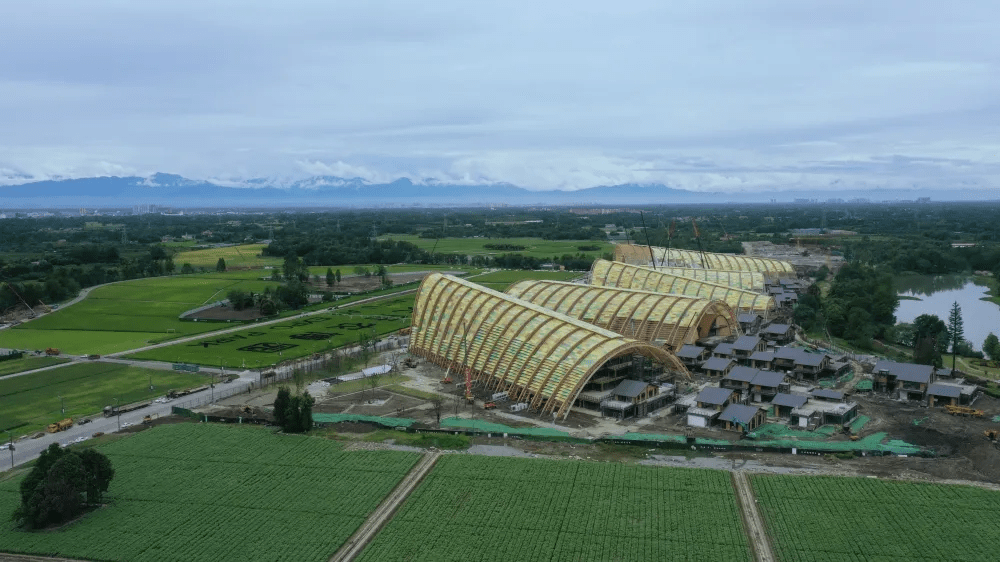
[7,273,283,355]
[0,362,208,434]
[468,269,583,290]
[380,235,612,258]
[171,243,281,269]
[0,423,420,562]
[0,356,69,377]
[752,474,1000,562]
[358,455,752,562]
[127,293,415,367]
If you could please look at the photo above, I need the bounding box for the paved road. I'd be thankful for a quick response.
[1,373,257,471]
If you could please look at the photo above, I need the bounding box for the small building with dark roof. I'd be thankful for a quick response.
[598,379,670,419]
[737,313,762,334]
[792,352,831,380]
[749,350,775,370]
[676,344,709,369]
[712,342,736,359]
[772,347,805,372]
[873,360,935,399]
[722,366,760,391]
[731,335,765,363]
[762,323,795,345]
[701,357,735,378]
[696,386,739,411]
[927,382,977,407]
[718,403,766,432]
[770,393,809,418]
[749,370,788,402]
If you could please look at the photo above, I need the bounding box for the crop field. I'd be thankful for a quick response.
[0,356,69,377]
[380,235,612,258]
[751,474,1000,562]
[0,362,207,434]
[0,423,420,561]
[358,455,751,562]
[128,293,415,367]
[7,274,283,355]
[469,269,584,291]
[171,243,281,269]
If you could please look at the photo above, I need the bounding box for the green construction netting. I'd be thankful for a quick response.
[748,432,921,455]
[615,432,687,444]
[312,413,416,428]
[747,424,837,440]
[440,417,572,438]
[849,415,870,433]
[855,380,874,391]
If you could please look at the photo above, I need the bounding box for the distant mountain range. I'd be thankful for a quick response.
[0,173,992,209]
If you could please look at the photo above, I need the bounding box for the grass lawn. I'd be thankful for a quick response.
[0,423,420,562]
[127,294,415,368]
[379,235,612,258]
[0,362,209,434]
[170,243,281,269]
[7,273,284,355]
[0,356,69,377]
[326,374,411,394]
[470,269,583,284]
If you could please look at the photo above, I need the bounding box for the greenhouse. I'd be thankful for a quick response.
[505,280,739,351]
[614,244,796,277]
[410,273,684,419]
[589,260,777,318]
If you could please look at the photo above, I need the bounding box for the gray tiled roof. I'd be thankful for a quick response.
[697,386,735,405]
[771,393,808,409]
[713,343,735,355]
[719,403,762,425]
[737,313,760,324]
[749,350,774,362]
[701,357,734,372]
[751,370,786,388]
[732,335,763,352]
[873,360,934,384]
[724,366,760,382]
[810,388,844,401]
[763,323,793,335]
[676,344,706,359]
[613,379,650,398]
[795,353,829,367]
[927,383,961,398]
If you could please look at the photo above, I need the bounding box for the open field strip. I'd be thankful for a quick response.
[379,235,612,258]
[469,269,583,284]
[0,362,208,434]
[0,357,69,377]
[750,473,1000,562]
[7,273,284,355]
[126,293,415,367]
[0,424,421,562]
[170,243,281,269]
[357,455,753,562]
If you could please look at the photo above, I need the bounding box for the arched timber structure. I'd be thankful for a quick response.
[590,260,777,319]
[505,280,739,352]
[642,266,767,292]
[614,244,796,278]
[410,273,683,420]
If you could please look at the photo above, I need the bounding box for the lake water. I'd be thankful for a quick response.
[894,275,1000,351]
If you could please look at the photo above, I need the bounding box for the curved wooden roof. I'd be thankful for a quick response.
[614,244,796,277]
[589,260,777,318]
[505,280,739,351]
[410,273,685,419]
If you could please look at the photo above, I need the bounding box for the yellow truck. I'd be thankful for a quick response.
[46,418,73,433]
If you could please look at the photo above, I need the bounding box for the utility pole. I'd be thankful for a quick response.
[59,395,65,415]
[114,398,120,431]
[5,430,13,468]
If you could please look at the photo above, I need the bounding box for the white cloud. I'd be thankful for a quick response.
[1,0,999,193]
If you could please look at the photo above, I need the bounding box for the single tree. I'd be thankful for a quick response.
[298,391,314,433]
[181,262,195,274]
[12,444,114,529]
[947,301,964,372]
[984,333,1000,361]
[326,268,335,287]
[335,269,341,283]
[216,257,226,272]
[273,386,291,428]
[430,397,444,425]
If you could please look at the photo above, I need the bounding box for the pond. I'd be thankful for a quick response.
[894,275,1000,351]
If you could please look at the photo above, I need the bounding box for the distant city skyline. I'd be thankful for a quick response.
[2,1,999,194]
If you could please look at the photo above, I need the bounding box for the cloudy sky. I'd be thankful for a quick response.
[2,0,999,192]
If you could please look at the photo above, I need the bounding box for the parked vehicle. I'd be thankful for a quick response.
[46,418,73,433]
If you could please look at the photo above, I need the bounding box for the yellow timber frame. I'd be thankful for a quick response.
[505,280,739,352]
[614,244,796,277]
[410,273,681,420]
[589,260,777,320]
